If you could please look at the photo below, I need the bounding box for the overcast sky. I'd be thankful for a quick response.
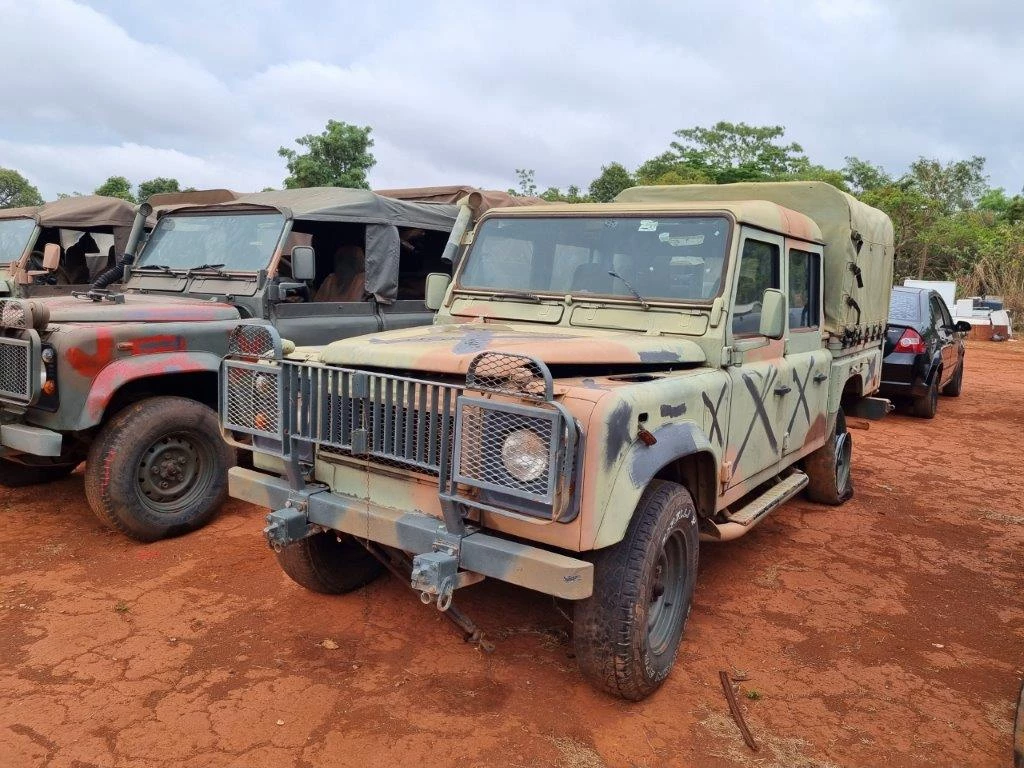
[2,0,1022,199]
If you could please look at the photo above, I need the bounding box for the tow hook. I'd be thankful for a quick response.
[411,550,485,612]
[364,542,494,653]
[263,504,316,551]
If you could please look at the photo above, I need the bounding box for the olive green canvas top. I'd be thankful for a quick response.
[0,195,137,229]
[170,187,459,232]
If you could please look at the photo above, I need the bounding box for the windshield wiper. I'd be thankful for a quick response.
[187,263,228,277]
[608,271,651,311]
[487,290,542,304]
[133,264,175,274]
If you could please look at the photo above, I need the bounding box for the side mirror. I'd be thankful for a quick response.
[290,245,316,282]
[42,243,61,271]
[954,320,972,334]
[758,288,786,339]
[424,272,451,311]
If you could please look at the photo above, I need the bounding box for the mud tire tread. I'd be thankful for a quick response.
[84,396,232,542]
[573,480,699,701]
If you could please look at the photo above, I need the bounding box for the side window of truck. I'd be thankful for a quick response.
[788,249,821,330]
[732,239,780,337]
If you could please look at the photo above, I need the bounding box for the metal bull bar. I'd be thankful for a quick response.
[222,331,590,609]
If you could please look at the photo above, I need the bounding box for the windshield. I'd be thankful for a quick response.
[458,215,730,303]
[0,219,36,262]
[136,212,285,271]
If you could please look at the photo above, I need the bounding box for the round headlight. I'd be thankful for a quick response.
[501,428,548,483]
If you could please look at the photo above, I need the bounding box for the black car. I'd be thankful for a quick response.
[880,286,971,418]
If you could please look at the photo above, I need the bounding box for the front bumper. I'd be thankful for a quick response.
[0,422,62,457]
[229,467,594,600]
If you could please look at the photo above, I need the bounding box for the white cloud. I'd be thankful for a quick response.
[0,0,1021,199]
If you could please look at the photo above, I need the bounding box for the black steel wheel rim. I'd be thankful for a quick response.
[136,431,215,514]
[647,529,687,655]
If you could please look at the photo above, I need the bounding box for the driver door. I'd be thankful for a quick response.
[724,230,789,493]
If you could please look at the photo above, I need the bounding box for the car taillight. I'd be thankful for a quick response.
[896,328,927,354]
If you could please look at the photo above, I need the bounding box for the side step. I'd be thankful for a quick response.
[703,471,809,542]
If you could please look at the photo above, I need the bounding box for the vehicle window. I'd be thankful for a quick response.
[137,212,285,272]
[889,290,921,324]
[936,298,954,328]
[732,238,780,337]
[458,215,730,303]
[0,218,35,262]
[929,296,945,330]
[788,248,820,329]
[397,227,451,299]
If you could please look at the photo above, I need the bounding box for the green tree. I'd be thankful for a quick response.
[587,162,635,202]
[508,168,538,197]
[903,156,988,213]
[278,120,376,189]
[137,177,181,202]
[0,168,44,208]
[842,156,892,194]
[540,184,590,203]
[666,121,810,183]
[94,176,136,202]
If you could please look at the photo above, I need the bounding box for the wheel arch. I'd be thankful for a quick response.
[79,352,223,429]
[592,421,718,548]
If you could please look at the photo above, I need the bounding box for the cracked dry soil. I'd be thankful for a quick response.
[1,341,1022,768]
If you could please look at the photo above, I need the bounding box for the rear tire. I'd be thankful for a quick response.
[84,397,233,542]
[0,460,76,488]
[276,532,384,594]
[941,358,964,397]
[912,375,939,418]
[573,480,699,701]
[804,410,853,505]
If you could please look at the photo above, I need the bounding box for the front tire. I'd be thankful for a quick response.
[573,480,699,701]
[0,460,76,488]
[941,358,964,397]
[276,532,384,594]
[84,397,233,542]
[804,410,853,505]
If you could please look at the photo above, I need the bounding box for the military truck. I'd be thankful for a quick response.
[220,181,894,700]
[1,196,139,297]
[0,187,480,542]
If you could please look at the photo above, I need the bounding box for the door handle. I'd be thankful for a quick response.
[813,372,828,383]
[773,385,791,396]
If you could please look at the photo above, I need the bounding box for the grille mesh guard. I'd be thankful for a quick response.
[0,331,39,404]
[466,351,553,401]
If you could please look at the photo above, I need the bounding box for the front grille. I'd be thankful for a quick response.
[292,366,461,475]
[456,401,555,498]
[222,359,461,475]
[0,338,32,401]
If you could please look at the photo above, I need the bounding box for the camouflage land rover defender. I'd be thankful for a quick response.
[222,181,894,699]
[0,187,483,541]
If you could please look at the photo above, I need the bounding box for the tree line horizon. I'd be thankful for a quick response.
[2,120,1021,313]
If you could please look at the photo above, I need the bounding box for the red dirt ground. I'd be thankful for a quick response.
[1,341,1022,768]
